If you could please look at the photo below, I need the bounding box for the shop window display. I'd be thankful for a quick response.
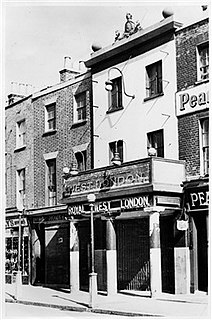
[5,236,29,284]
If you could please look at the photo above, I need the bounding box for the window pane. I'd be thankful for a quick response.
[17,169,25,208]
[109,140,123,163]
[75,151,86,171]
[199,44,209,80]
[46,104,56,130]
[19,121,25,133]
[147,130,164,157]
[109,77,122,111]
[203,147,209,175]
[17,120,26,146]
[146,61,162,97]
[201,118,209,175]
[47,159,56,205]
[76,93,86,107]
[75,93,86,121]
[77,107,86,121]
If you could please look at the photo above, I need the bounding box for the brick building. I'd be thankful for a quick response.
[5,93,34,284]
[175,17,209,293]
[5,65,93,287]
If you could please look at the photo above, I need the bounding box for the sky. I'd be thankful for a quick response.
[2,0,210,100]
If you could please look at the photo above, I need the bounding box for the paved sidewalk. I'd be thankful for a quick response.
[5,284,210,318]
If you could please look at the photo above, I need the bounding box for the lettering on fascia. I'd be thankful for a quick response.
[189,191,209,208]
[68,196,150,216]
[5,218,27,228]
[64,167,150,196]
[180,90,209,111]
[120,196,150,209]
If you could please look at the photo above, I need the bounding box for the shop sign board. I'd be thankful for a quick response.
[187,189,209,211]
[32,213,67,224]
[68,195,151,216]
[5,217,28,228]
[177,220,188,231]
[63,161,150,198]
[176,82,209,116]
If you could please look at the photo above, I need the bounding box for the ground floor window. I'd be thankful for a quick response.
[5,233,29,284]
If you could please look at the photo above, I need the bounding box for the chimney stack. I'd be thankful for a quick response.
[59,56,81,82]
[7,82,33,105]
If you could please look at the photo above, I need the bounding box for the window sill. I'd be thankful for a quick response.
[143,92,164,102]
[71,119,87,128]
[14,145,26,152]
[106,106,124,114]
[195,79,209,86]
[42,129,57,137]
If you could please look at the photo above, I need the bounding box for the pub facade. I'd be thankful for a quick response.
[61,10,188,296]
[62,156,185,296]
[175,16,209,293]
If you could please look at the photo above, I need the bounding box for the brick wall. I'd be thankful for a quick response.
[176,18,209,91]
[176,18,209,177]
[33,75,92,208]
[5,96,34,210]
[178,112,200,176]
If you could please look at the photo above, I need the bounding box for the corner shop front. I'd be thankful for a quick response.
[62,157,185,296]
[5,213,30,285]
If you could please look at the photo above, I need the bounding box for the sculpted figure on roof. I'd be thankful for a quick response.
[114,13,142,43]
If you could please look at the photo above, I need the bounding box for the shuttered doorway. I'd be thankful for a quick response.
[45,224,70,288]
[160,215,175,294]
[116,218,150,291]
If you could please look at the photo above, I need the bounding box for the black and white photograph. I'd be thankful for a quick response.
[1,1,210,319]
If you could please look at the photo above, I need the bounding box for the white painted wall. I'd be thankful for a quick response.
[92,40,179,168]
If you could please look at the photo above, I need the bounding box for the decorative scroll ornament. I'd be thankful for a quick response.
[114,13,142,43]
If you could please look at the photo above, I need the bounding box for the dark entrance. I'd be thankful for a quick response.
[45,224,70,287]
[78,219,107,292]
[160,215,175,294]
[192,213,208,292]
[78,221,89,291]
[116,218,150,291]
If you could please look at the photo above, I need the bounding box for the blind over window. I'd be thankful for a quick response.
[146,61,162,97]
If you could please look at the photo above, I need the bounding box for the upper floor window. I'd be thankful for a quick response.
[16,120,26,148]
[46,159,56,206]
[45,103,56,131]
[74,92,87,122]
[197,43,209,81]
[17,168,25,209]
[108,77,123,112]
[109,140,123,165]
[146,60,163,98]
[75,150,87,172]
[147,129,164,157]
[200,118,209,176]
